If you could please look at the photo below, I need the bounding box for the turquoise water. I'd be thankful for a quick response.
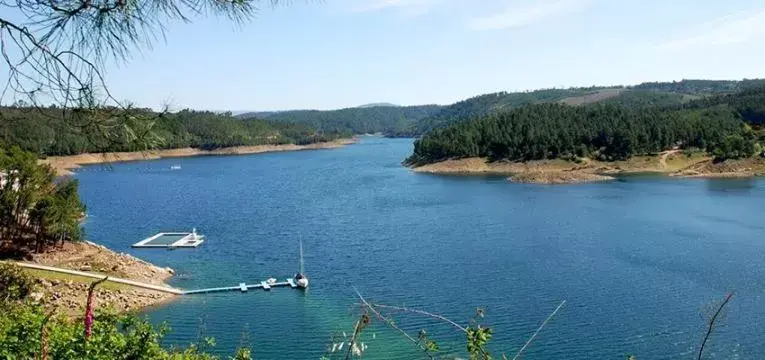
[76,137,765,359]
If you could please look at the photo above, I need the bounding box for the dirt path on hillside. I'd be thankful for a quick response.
[659,150,682,169]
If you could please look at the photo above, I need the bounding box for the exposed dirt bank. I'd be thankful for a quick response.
[25,241,177,316]
[411,152,765,184]
[40,138,357,176]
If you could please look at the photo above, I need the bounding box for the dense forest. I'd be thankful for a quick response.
[222,80,765,142]
[406,87,765,165]
[407,88,602,136]
[0,108,350,157]
[238,104,442,136]
[2,80,763,159]
[599,91,696,108]
[631,79,765,94]
[402,80,765,136]
[682,87,765,125]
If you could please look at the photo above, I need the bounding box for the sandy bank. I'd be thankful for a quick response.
[40,138,357,176]
[670,157,765,179]
[26,241,177,316]
[412,158,613,184]
[508,171,614,184]
[410,152,765,184]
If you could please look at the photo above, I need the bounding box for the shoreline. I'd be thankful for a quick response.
[410,154,765,184]
[23,241,180,316]
[40,138,357,176]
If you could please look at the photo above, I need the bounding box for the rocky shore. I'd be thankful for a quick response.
[411,152,765,184]
[26,241,177,316]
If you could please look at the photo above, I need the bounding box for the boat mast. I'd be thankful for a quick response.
[299,235,305,275]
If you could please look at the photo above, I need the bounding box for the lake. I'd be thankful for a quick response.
[76,137,765,359]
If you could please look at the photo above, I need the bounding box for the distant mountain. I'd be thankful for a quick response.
[237,105,443,136]
[407,85,765,167]
[408,79,765,136]
[234,111,280,119]
[409,88,603,135]
[357,103,399,108]
[236,79,765,138]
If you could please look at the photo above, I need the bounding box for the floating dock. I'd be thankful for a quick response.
[133,230,205,248]
[183,278,300,295]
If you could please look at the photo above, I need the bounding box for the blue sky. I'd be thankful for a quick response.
[13,0,765,110]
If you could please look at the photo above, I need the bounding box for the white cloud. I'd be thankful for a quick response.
[467,0,590,31]
[657,9,765,51]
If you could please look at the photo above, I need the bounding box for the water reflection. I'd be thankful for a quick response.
[705,177,758,193]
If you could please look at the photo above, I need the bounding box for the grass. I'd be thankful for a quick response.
[24,268,129,290]
[664,151,710,171]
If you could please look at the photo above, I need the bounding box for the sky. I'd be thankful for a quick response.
[7,0,765,111]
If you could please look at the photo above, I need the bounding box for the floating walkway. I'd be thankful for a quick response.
[11,261,304,296]
[183,278,299,295]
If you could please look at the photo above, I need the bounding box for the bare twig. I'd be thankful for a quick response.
[353,287,432,357]
[698,292,734,360]
[511,300,566,360]
[371,303,468,333]
[344,313,366,360]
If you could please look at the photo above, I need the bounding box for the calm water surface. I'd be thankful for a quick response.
[76,137,765,359]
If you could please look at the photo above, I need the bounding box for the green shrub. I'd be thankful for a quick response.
[0,301,250,359]
[0,263,34,302]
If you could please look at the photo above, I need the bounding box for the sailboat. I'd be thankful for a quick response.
[294,238,309,289]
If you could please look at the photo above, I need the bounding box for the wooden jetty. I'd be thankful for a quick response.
[183,279,300,295]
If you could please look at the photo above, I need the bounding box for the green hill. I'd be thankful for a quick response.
[406,86,765,166]
[408,79,765,136]
[238,105,443,136]
[0,108,349,157]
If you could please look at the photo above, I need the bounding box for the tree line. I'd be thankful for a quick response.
[406,88,597,136]
[239,104,442,137]
[631,79,765,94]
[406,88,765,165]
[0,147,84,256]
[406,79,765,137]
[0,107,351,157]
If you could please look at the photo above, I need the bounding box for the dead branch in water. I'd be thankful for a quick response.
[698,292,734,360]
[371,303,468,333]
[511,300,566,360]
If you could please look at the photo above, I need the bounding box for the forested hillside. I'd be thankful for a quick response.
[409,79,765,136]
[632,79,765,94]
[230,80,765,139]
[0,108,349,157]
[408,88,600,136]
[238,105,442,136]
[4,80,763,159]
[683,86,765,125]
[406,88,765,166]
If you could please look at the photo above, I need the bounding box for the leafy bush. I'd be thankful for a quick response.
[0,301,252,359]
[0,263,34,302]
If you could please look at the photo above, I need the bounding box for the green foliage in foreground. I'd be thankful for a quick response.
[0,107,350,157]
[0,301,253,360]
[0,262,34,302]
[0,264,251,359]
